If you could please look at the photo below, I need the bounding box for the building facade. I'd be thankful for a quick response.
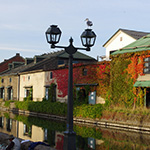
[0,53,24,73]
[103,29,150,60]
[111,34,150,107]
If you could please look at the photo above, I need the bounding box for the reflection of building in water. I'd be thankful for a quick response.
[0,117,4,128]
[18,122,44,142]
[0,116,18,137]
[18,121,57,147]
[44,128,48,141]
[55,132,64,150]
[46,129,55,147]
[3,114,150,149]
[6,118,12,132]
[23,124,32,137]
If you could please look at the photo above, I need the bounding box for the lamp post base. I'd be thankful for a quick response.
[63,131,76,150]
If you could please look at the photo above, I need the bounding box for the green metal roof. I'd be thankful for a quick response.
[112,34,150,55]
[134,81,150,87]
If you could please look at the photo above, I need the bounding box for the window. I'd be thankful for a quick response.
[144,57,150,62]
[73,60,79,64]
[45,84,56,102]
[50,72,53,79]
[82,68,88,76]
[24,124,32,137]
[6,118,12,132]
[28,76,30,81]
[24,87,33,101]
[0,87,4,99]
[25,88,31,97]
[9,78,12,82]
[7,87,13,100]
[120,37,123,41]
[145,62,150,67]
[144,57,150,74]
[58,60,64,65]
[1,79,4,83]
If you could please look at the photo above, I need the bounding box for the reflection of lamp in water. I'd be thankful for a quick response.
[88,137,96,149]
[45,24,96,150]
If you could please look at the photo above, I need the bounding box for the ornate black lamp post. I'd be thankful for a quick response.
[45,25,96,150]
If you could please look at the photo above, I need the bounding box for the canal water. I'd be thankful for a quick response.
[1,113,150,150]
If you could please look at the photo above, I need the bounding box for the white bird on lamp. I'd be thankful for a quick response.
[85,18,93,27]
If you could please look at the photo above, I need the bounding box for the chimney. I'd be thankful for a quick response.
[16,53,20,56]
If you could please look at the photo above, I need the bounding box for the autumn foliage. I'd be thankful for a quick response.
[110,51,150,107]
[49,62,110,99]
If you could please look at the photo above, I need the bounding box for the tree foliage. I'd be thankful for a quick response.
[109,51,150,107]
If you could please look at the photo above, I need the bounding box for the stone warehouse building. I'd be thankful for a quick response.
[0,50,110,104]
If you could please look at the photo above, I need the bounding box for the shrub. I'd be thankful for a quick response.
[73,104,103,119]
[15,101,67,116]
[4,100,15,107]
[15,100,103,119]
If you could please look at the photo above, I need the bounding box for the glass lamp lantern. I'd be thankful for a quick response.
[45,25,62,46]
[80,29,96,51]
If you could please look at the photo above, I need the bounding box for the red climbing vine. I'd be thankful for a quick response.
[49,62,110,98]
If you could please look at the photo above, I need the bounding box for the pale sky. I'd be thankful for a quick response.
[0,0,150,62]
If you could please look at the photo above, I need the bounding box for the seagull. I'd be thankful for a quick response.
[85,18,93,27]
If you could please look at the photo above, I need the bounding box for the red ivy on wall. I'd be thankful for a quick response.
[124,51,150,106]
[49,62,110,98]
[126,53,150,82]
[49,68,68,97]
[96,63,110,97]
[74,64,98,84]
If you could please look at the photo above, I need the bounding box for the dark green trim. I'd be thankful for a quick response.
[134,81,150,87]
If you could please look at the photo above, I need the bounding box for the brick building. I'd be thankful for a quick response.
[0,53,25,73]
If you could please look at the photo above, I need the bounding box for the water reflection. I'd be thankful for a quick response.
[0,117,4,128]
[1,113,150,149]
[0,116,17,138]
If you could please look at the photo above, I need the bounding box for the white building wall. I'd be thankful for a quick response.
[105,31,136,60]
[137,74,150,81]
[20,72,45,101]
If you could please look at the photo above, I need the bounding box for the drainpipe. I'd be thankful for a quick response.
[17,74,20,101]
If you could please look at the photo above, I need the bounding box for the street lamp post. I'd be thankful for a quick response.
[45,25,96,150]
